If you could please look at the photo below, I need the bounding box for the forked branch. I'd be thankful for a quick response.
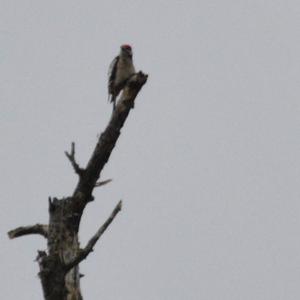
[65,142,84,176]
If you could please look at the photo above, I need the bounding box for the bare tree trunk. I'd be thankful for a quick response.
[8,72,148,300]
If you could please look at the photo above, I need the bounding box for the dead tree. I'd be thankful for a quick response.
[8,72,148,300]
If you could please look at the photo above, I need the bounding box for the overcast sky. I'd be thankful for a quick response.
[1,1,300,299]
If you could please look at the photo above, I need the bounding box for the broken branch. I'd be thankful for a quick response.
[65,200,122,271]
[95,178,113,187]
[8,224,48,239]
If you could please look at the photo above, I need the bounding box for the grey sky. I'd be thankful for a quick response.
[1,1,300,299]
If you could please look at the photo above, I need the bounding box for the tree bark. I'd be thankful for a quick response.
[8,72,148,300]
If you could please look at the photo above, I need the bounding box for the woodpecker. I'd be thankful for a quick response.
[108,44,136,109]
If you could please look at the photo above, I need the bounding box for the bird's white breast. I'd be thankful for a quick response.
[115,57,135,86]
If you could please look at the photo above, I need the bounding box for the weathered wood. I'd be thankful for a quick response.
[45,197,82,299]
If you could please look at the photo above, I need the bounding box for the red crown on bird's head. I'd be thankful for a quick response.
[121,44,132,50]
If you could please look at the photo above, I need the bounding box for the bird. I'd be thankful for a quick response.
[108,44,136,109]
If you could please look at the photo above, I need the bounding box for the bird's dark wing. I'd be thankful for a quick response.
[108,56,119,95]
